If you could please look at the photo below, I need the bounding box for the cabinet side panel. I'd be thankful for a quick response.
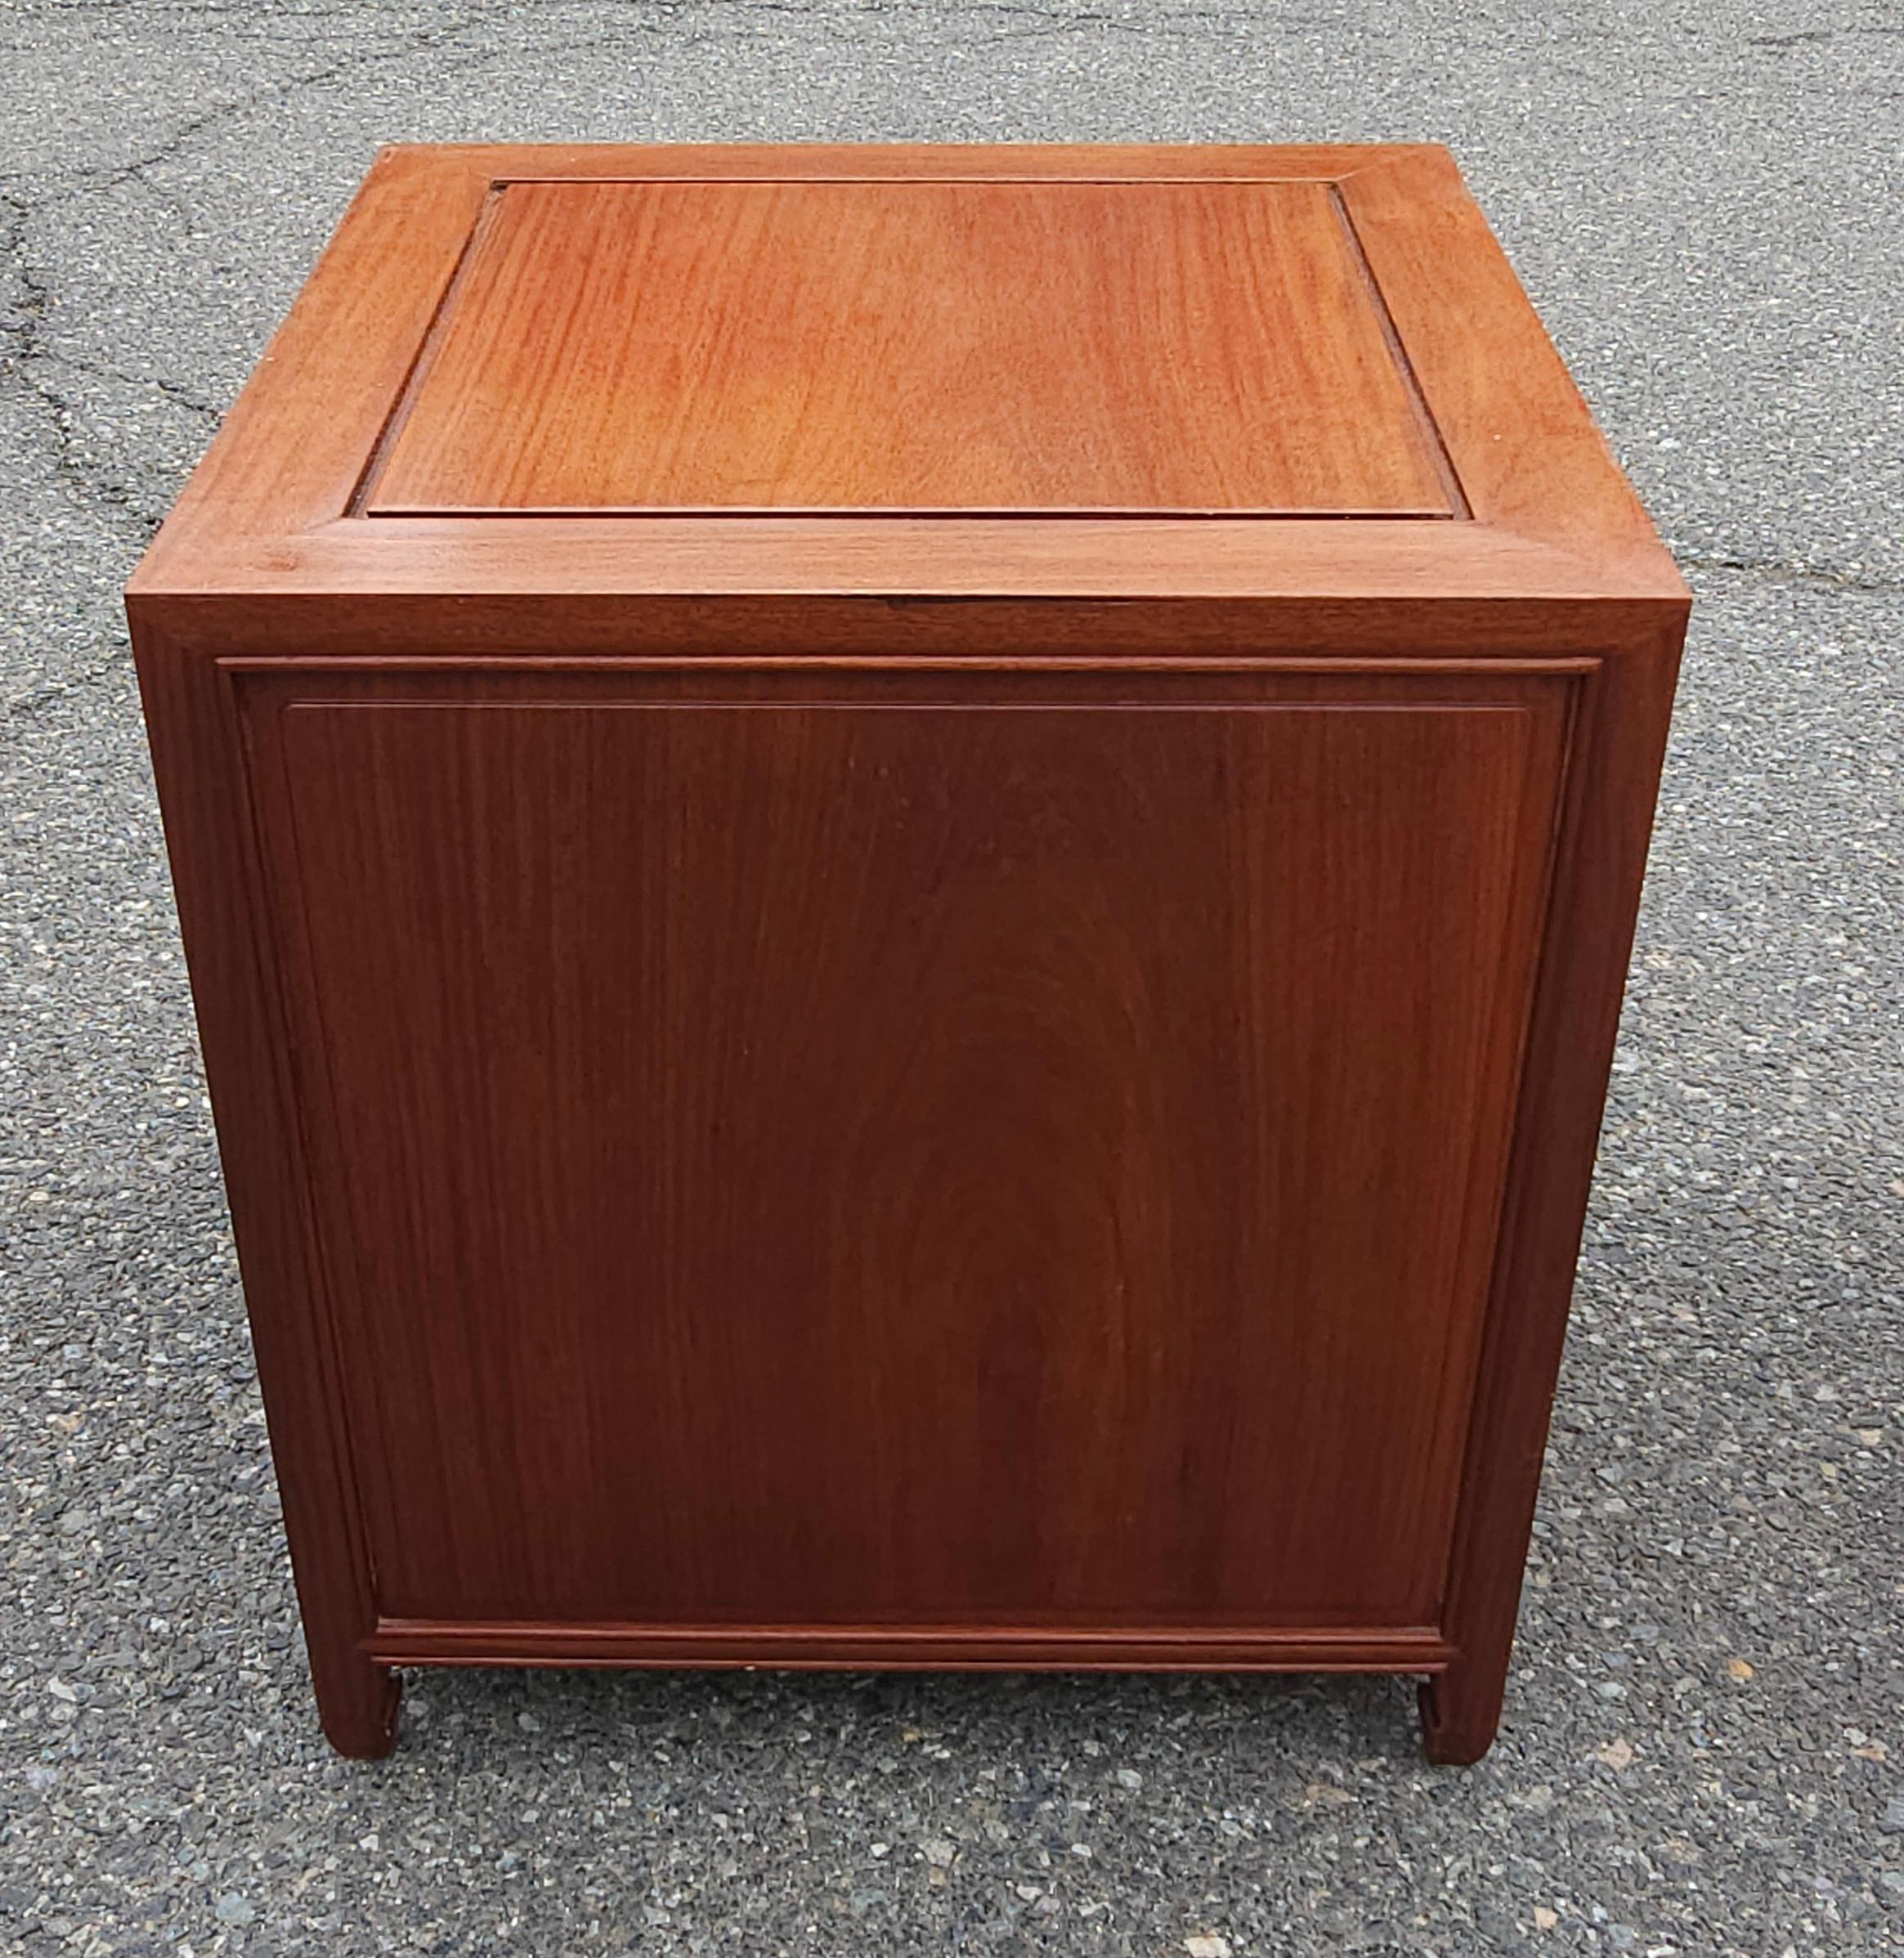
[231,666,1575,1633]
[1427,620,1686,1758]
[130,622,393,1753]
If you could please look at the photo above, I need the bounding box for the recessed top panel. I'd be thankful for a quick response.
[365,178,1458,517]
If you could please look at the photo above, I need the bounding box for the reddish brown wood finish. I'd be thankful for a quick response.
[128,145,1687,1766]
[365,178,1454,515]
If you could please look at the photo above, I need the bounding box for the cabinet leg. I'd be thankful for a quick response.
[310,1644,401,1759]
[1418,1660,1504,1766]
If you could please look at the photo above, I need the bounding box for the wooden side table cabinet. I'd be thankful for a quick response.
[128,144,1687,1763]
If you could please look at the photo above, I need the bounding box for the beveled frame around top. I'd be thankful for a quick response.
[129,143,1686,615]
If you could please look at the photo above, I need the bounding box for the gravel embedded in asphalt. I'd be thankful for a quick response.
[2,3,1900,1953]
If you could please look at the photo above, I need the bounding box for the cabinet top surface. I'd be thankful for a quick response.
[365,177,1456,519]
[130,144,1687,609]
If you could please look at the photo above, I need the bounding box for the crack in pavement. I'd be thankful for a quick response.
[0,7,553,540]
[1,12,1900,1953]
[1677,555,1904,598]
[0,653,144,733]
[0,192,179,537]
[0,0,1242,548]
[38,348,225,423]
[0,0,1893,712]
[0,5,531,195]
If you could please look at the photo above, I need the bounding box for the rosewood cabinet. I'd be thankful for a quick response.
[128,144,1687,1763]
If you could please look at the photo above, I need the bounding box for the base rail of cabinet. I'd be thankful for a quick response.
[329,1623,1476,1763]
[363,1620,1456,1672]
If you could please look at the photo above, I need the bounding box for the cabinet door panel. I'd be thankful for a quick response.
[238,669,1574,1628]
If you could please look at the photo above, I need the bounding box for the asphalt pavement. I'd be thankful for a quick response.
[2,2,1900,1953]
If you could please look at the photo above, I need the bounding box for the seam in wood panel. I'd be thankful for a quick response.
[345,181,504,517]
[1327,183,1473,522]
[482,174,1355,188]
[215,656,1607,676]
[243,705,1561,737]
[363,504,1458,522]
[365,1620,1457,1671]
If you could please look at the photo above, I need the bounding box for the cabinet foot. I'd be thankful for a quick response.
[1418,1664,1503,1766]
[312,1651,401,1759]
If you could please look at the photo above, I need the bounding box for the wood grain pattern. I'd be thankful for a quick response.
[1337,151,1670,577]
[233,667,1569,1635]
[127,143,1687,604]
[127,145,1690,1763]
[365,180,1454,516]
